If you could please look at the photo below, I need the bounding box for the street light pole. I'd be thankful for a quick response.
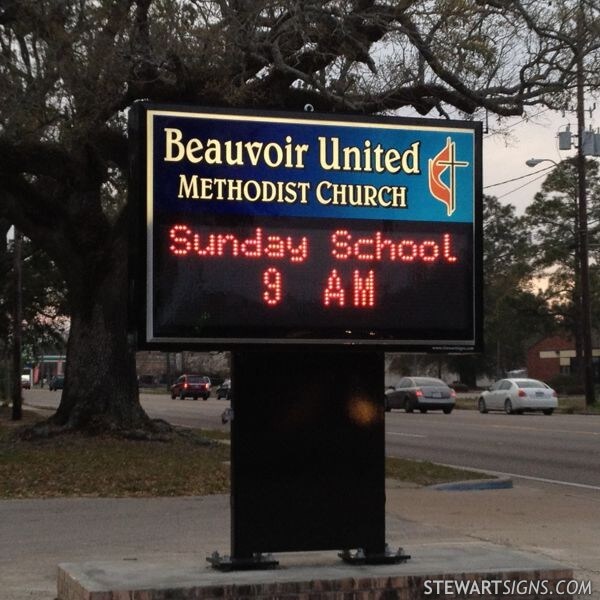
[11,227,23,421]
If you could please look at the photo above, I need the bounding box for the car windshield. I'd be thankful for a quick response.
[413,377,446,386]
[517,379,547,389]
[188,376,209,383]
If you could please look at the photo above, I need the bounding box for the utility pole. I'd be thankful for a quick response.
[576,0,596,406]
[11,227,23,420]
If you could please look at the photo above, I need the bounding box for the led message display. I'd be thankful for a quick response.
[130,104,482,350]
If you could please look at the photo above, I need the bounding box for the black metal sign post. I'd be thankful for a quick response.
[206,349,411,570]
[129,103,481,570]
[235,350,397,564]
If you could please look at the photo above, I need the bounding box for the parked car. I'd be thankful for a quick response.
[49,374,64,391]
[478,378,557,415]
[449,381,469,393]
[216,379,231,400]
[385,377,455,414]
[170,374,211,400]
[20,374,31,389]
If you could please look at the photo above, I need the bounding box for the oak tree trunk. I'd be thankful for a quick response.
[48,230,151,434]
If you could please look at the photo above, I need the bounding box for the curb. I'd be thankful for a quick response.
[429,477,513,491]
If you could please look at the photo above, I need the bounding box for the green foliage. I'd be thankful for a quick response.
[483,195,533,285]
[0,234,68,370]
[480,196,554,376]
[445,353,482,388]
[524,159,600,337]
[525,159,600,270]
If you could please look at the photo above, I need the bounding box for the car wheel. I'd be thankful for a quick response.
[405,396,415,413]
[419,407,428,413]
[443,407,453,414]
[384,400,391,412]
[203,395,209,400]
[478,398,488,413]
[179,391,185,400]
[543,409,554,415]
[504,399,514,415]
[170,393,176,400]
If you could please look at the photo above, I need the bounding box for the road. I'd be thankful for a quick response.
[384,409,600,489]
[24,388,600,489]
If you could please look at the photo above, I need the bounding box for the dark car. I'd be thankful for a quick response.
[385,376,455,414]
[49,375,65,391]
[170,374,211,400]
[216,379,231,400]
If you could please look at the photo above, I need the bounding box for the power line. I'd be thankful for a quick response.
[496,171,551,200]
[484,164,555,189]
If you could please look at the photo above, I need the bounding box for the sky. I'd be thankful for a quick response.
[482,107,596,214]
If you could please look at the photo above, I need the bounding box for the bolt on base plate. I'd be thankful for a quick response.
[207,551,279,571]
[339,545,411,565]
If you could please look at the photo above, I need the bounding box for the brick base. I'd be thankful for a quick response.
[57,543,573,600]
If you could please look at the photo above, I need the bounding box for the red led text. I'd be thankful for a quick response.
[168,225,461,310]
[324,269,376,308]
[331,230,457,263]
[169,225,308,263]
[263,267,282,306]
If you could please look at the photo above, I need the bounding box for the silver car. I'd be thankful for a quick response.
[385,377,455,414]
[478,378,557,415]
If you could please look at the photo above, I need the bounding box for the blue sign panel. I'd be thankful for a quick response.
[130,104,482,350]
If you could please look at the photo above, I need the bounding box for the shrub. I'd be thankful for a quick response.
[549,373,584,395]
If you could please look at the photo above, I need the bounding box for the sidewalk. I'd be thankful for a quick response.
[386,479,600,596]
[0,481,598,599]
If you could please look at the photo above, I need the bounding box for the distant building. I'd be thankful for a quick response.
[135,351,230,386]
[31,351,231,388]
[33,353,67,384]
[526,335,600,383]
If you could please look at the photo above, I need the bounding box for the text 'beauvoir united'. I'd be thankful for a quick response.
[161,127,421,210]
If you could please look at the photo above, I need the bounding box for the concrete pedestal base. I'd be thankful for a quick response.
[57,542,573,599]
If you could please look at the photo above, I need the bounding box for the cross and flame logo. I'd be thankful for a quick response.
[428,137,469,217]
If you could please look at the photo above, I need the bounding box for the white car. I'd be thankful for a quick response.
[478,378,558,415]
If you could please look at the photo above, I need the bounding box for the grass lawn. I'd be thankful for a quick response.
[555,397,600,414]
[385,457,485,486]
[454,394,600,414]
[0,407,230,499]
[0,407,488,499]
